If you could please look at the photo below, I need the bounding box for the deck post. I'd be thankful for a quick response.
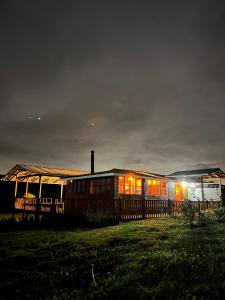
[114,175,117,198]
[14,176,18,198]
[218,177,222,201]
[142,179,146,219]
[199,176,204,216]
[50,198,56,215]
[36,175,42,221]
[142,198,145,219]
[38,175,42,199]
[201,176,205,201]
[25,178,29,198]
[13,176,18,220]
[60,181,64,201]
[35,197,40,221]
[115,197,121,222]
[168,199,172,215]
[166,178,169,201]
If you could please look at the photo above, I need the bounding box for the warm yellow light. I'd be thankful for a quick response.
[136,179,142,186]
[129,177,133,181]
[148,180,152,185]
[182,181,187,188]
[153,180,156,186]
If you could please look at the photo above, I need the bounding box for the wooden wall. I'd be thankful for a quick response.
[65,176,115,217]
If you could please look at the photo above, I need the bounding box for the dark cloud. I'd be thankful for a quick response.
[0,0,225,174]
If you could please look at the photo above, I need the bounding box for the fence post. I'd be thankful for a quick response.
[115,197,121,222]
[12,197,16,221]
[22,198,25,220]
[142,198,145,219]
[50,198,56,215]
[222,197,225,208]
[168,199,172,216]
[198,199,200,219]
[36,198,40,221]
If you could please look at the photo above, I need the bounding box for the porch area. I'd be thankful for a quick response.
[2,164,87,215]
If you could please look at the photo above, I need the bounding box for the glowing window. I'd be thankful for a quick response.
[118,176,125,194]
[135,178,142,194]
[148,180,167,197]
[175,183,182,201]
[118,176,142,195]
[160,181,167,196]
[125,177,135,194]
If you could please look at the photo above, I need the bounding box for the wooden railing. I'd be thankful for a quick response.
[65,196,222,221]
[15,197,222,221]
[118,199,221,220]
[15,198,64,214]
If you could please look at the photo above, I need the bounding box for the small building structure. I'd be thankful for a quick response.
[65,167,225,220]
[1,159,224,219]
[2,164,87,212]
[65,168,168,217]
[167,168,225,202]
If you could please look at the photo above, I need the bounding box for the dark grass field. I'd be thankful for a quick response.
[1,216,225,299]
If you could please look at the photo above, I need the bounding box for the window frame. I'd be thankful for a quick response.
[147,179,167,197]
[118,176,143,195]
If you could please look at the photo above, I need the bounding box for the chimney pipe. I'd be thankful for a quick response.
[91,150,94,174]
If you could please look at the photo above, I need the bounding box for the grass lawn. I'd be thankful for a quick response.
[1,217,225,299]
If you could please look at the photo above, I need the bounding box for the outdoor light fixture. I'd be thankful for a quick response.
[182,181,187,188]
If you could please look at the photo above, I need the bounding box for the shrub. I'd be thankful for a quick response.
[197,209,217,225]
[180,202,220,226]
[213,207,225,222]
[180,202,197,226]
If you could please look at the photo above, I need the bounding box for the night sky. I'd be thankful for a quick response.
[0,0,225,174]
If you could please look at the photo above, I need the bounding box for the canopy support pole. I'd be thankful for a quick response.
[25,178,29,198]
[39,176,42,199]
[201,176,205,201]
[219,177,222,201]
[14,177,18,198]
[60,181,64,201]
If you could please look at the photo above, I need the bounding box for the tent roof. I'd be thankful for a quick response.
[3,164,88,184]
[168,168,225,178]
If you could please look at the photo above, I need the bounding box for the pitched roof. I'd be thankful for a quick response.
[65,168,164,180]
[3,164,88,184]
[169,168,225,178]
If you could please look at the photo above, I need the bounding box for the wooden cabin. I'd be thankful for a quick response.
[1,161,224,219]
[65,167,224,220]
[65,168,167,217]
